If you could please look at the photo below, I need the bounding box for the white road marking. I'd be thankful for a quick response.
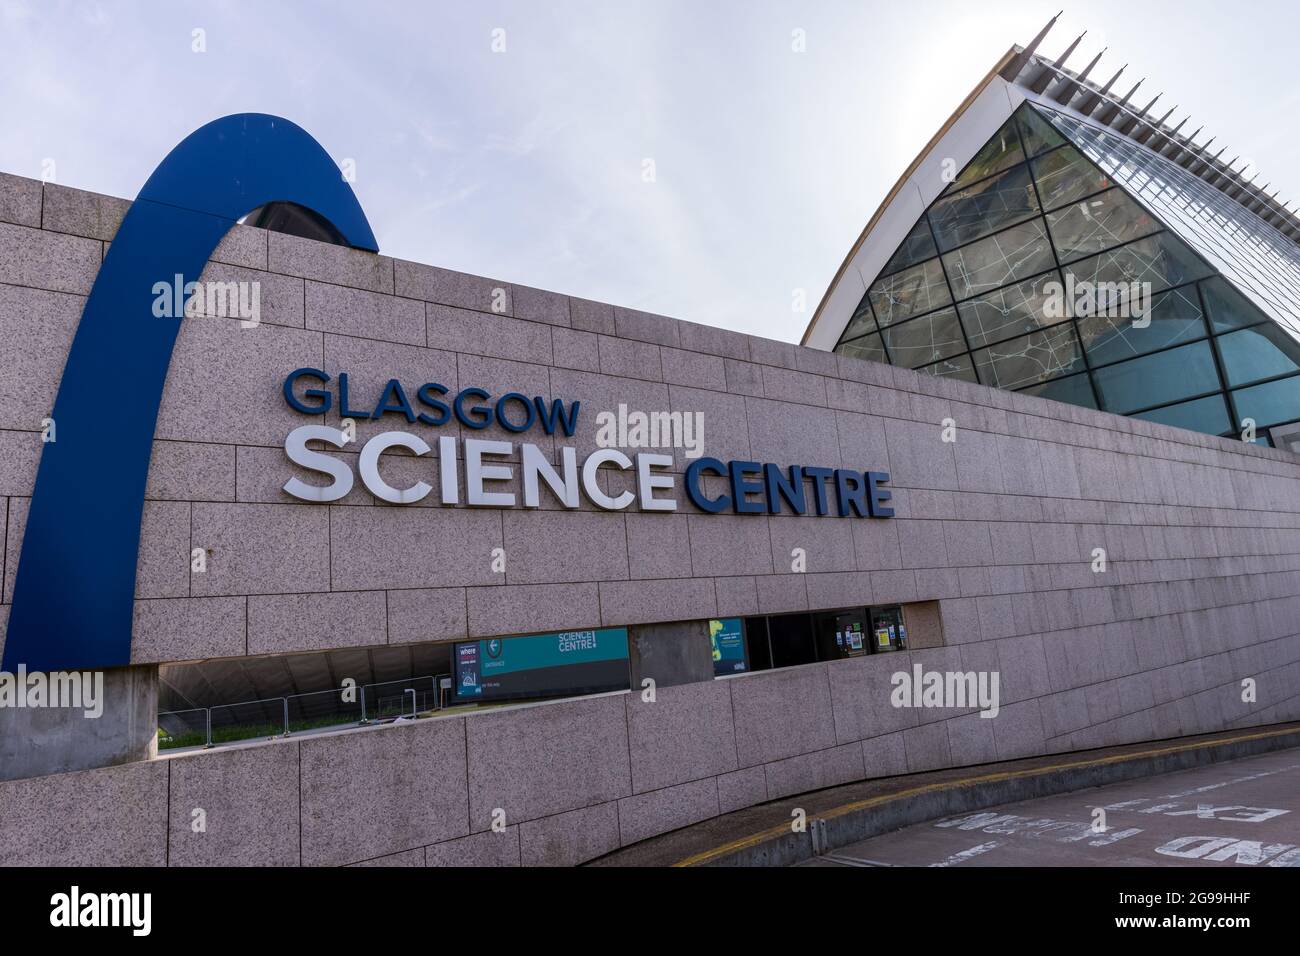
[1160,762,1300,800]
[1154,835,1300,866]
[821,853,895,867]
[930,841,1002,867]
[806,754,1300,869]
[936,812,1143,846]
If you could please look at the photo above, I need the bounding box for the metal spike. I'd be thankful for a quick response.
[1077,63,1126,115]
[1140,106,1178,147]
[1119,93,1160,134]
[1097,78,1143,124]
[1201,147,1230,181]
[1192,143,1225,176]
[999,11,1062,81]
[1052,46,1106,104]
[1052,30,1087,68]
[1098,64,1126,95]
[1181,135,1214,174]
[1089,55,1113,87]
[1164,118,1190,160]
[1117,79,1144,107]
[1029,29,1087,93]
[1222,162,1247,194]
[1153,116,1189,157]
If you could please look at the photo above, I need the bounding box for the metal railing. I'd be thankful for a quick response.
[157,672,452,750]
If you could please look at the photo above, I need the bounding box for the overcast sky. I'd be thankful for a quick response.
[2,0,1297,342]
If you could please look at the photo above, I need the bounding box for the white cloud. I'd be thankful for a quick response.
[2,0,1296,343]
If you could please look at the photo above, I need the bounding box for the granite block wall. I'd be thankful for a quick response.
[1,173,1299,864]
[3,624,1298,867]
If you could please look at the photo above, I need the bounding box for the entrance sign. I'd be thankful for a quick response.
[453,628,630,702]
[280,369,895,518]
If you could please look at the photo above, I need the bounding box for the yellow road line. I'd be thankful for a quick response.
[672,725,1300,867]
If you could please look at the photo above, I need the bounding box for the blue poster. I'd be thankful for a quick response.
[710,618,748,676]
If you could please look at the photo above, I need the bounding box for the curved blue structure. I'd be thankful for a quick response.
[3,114,378,672]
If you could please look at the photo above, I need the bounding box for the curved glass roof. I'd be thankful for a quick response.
[833,102,1300,447]
[1037,105,1300,345]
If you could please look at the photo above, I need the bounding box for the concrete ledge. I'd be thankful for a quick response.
[590,722,1300,867]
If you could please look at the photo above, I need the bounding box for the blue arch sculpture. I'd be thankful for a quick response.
[4,114,378,672]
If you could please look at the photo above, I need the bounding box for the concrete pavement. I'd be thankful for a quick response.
[800,748,1300,867]
[590,722,1300,866]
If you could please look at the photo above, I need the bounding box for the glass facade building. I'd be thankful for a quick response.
[833,102,1300,447]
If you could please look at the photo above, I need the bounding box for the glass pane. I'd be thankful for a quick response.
[1063,232,1212,300]
[929,163,1040,252]
[1132,394,1232,435]
[835,333,888,365]
[916,353,978,384]
[1077,284,1208,366]
[878,307,966,368]
[1018,371,1097,408]
[1016,104,1067,157]
[972,323,1085,389]
[1031,144,1112,211]
[1036,103,1300,342]
[1201,275,1272,333]
[1093,341,1221,414]
[868,258,952,328]
[951,118,1026,189]
[943,219,1056,300]
[957,270,1066,348]
[841,299,876,341]
[1047,187,1162,263]
[879,218,939,278]
[1232,375,1300,429]
[1217,323,1300,387]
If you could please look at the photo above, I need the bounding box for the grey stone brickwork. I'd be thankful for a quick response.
[1,174,1299,864]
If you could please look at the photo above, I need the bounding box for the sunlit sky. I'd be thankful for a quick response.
[2,0,1297,342]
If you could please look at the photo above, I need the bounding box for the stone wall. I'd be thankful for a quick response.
[1,172,1299,864]
[2,639,1298,867]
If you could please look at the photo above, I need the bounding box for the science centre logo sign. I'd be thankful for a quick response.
[3,112,892,676]
[279,368,895,519]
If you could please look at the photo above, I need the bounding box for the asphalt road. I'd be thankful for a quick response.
[799,748,1300,867]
